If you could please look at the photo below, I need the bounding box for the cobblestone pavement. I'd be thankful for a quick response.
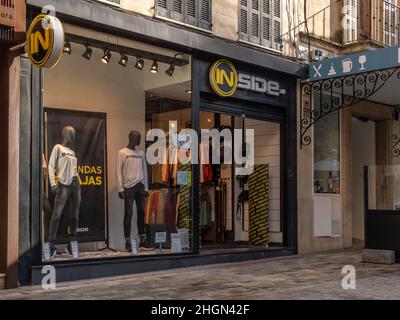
[1,249,400,300]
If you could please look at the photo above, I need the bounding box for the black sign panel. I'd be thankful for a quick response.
[44,108,107,243]
[199,59,295,108]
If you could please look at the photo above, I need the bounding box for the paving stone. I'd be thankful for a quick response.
[0,249,400,299]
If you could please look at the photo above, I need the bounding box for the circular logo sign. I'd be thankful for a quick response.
[209,59,238,97]
[26,14,64,68]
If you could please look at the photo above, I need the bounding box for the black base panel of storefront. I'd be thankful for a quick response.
[31,247,294,285]
[365,211,400,261]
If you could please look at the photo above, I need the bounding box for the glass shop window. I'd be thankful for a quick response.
[313,94,340,194]
[41,29,192,262]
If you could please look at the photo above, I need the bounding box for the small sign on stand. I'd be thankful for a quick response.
[155,232,167,253]
[42,242,51,261]
[178,229,190,251]
[70,241,79,259]
[171,233,183,253]
[131,239,138,255]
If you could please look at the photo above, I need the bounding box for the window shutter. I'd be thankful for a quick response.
[272,0,281,50]
[199,0,211,29]
[250,0,261,43]
[156,0,211,30]
[186,0,197,26]
[261,0,272,48]
[156,0,169,18]
[343,0,358,43]
[171,0,184,22]
[239,0,250,41]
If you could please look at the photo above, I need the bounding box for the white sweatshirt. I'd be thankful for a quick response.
[117,147,148,192]
[48,144,79,187]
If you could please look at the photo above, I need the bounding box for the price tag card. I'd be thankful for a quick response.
[171,233,183,253]
[70,241,79,259]
[131,239,138,255]
[177,171,189,186]
[155,232,167,244]
[178,229,190,250]
[42,242,51,261]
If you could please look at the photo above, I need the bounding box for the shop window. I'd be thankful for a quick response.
[41,30,192,262]
[313,94,340,195]
[156,0,212,30]
[239,0,282,52]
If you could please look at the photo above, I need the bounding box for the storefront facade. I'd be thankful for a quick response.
[16,0,304,285]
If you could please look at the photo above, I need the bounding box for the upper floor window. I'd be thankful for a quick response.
[156,0,212,30]
[239,0,282,51]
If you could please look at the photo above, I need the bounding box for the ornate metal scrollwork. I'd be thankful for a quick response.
[392,134,400,158]
[300,67,400,148]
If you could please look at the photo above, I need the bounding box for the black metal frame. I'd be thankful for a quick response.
[300,66,400,148]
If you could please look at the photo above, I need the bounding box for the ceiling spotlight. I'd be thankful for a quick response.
[186,89,192,94]
[101,48,111,64]
[63,41,72,55]
[150,60,159,74]
[119,53,128,67]
[165,63,175,77]
[82,46,92,60]
[135,57,144,70]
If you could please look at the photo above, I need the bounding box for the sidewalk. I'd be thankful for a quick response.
[1,249,399,300]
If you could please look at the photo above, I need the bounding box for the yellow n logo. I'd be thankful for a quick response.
[216,69,235,88]
[30,28,50,54]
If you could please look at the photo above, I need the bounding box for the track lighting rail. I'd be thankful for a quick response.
[65,33,189,66]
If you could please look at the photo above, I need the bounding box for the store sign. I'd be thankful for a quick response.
[209,59,238,97]
[26,14,64,68]
[0,0,15,28]
[210,59,286,97]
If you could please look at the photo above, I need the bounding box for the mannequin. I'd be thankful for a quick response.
[117,130,148,251]
[48,126,81,258]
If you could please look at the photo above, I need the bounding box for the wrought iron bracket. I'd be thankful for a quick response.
[300,67,400,148]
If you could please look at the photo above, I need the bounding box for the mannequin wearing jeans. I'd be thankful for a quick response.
[48,126,81,257]
[117,131,148,251]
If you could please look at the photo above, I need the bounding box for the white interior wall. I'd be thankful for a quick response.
[351,118,375,242]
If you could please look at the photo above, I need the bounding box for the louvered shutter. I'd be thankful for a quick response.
[261,0,272,48]
[156,0,169,18]
[186,0,197,26]
[239,0,250,41]
[171,0,184,22]
[343,0,358,43]
[199,0,212,29]
[272,0,281,50]
[250,0,261,43]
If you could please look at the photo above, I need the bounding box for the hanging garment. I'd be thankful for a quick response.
[248,165,270,246]
[200,190,212,230]
[165,190,178,232]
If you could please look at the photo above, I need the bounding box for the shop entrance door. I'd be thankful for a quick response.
[199,110,283,250]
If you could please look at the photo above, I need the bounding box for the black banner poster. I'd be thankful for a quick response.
[44,108,107,243]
